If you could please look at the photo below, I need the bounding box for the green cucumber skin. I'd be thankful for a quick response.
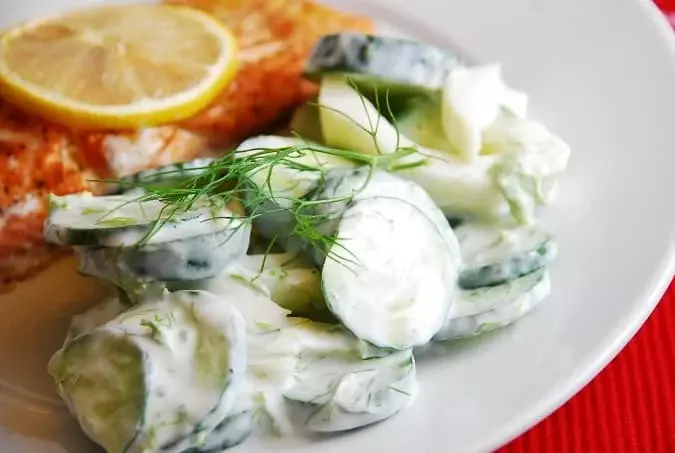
[162,407,253,453]
[76,225,250,282]
[45,224,149,247]
[458,240,558,290]
[45,194,164,247]
[303,33,462,96]
[283,349,417,433]
[306,169,460,349]
[304,167,461,267]
[108,158,218,195]
[49,291,250,453]
[434,270,551,341]
[454,223,558,289]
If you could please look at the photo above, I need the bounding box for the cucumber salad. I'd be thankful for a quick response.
[47,34,570,453]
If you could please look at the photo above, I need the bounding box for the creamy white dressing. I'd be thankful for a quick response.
[456,224,545,268]
[502,86,529,119]
[47,194,247,248]
[77,221,251,285]
[49,290,249,453]
[435,270,551,340]
[322,197,455,349]
[199,273,417,435]
[47,41,570,453]
[317,78,569,225]
[237,136,356,209]
[441,64,506,161]
[104,206,247,248]
[394,150,512,220]
[226,257,325,315]
[52,264,419,449]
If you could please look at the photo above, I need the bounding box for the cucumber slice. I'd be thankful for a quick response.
[46,192,243,249]
[318,78,569,225]
[319,76,420,157]
[236,135,355,251]
[456,223,558,289]
[307,167,461,263]
[237,135,355,208]
[75,211,250,283]
[48,290,249,453]
[45,193,167,246]
[289,103,323,144]
[396,95,455,152]
[161,392,253,453]
[307,169,460,349]
[304,33,461,98]
[395,88,530,157]
[194,274,407,435]
[283,348,417,433]
[434,269,551,341]
[228,253,326,316]
[108,158,218,195]
[317,78,510,220]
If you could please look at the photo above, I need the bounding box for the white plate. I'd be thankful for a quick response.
[2,0,675,452]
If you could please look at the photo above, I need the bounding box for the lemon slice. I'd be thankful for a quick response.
[0,5,238,129]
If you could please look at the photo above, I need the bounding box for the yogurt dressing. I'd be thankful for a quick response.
[50,265,419,450]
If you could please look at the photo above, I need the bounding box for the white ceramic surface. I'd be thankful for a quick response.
[2,0,675,452]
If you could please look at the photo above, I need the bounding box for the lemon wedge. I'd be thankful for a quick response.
[0,5,238,129]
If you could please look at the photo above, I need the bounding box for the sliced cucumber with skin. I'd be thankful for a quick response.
[48,290,249,453]
[107,158,218,195]
[306,167,462,266]
[227,253,326,316]
[46,193,241,248]
[456,223,558,289]
[317,79,510,220]
[236,135,355,209]
[161,392,253,453]
[318,78,569,225]
[45,193,167,246]
[304,33,462,99]
[395,88,530,157]
[75,212,250,282]
[434,269,551,341]
[236,135,355,251]
[192,275,405,434]
[283,348,417,433]
[306,169,460,349]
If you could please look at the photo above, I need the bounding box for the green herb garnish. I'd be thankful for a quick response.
[101,83,423,265]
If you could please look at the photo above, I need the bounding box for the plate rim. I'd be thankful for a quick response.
[1,0,675,452]
[475,4,675,446]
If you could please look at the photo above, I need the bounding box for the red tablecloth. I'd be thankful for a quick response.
[500,3,675,451]
[500,279,675,452]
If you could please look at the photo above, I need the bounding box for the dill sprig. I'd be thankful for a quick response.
[104,81,424,265]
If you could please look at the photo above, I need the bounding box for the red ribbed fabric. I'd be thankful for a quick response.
[500,278,675,452]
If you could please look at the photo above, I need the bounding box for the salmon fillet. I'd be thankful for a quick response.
[0,103,206,290]
[0,0,373,290]
[166,0,374,144]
